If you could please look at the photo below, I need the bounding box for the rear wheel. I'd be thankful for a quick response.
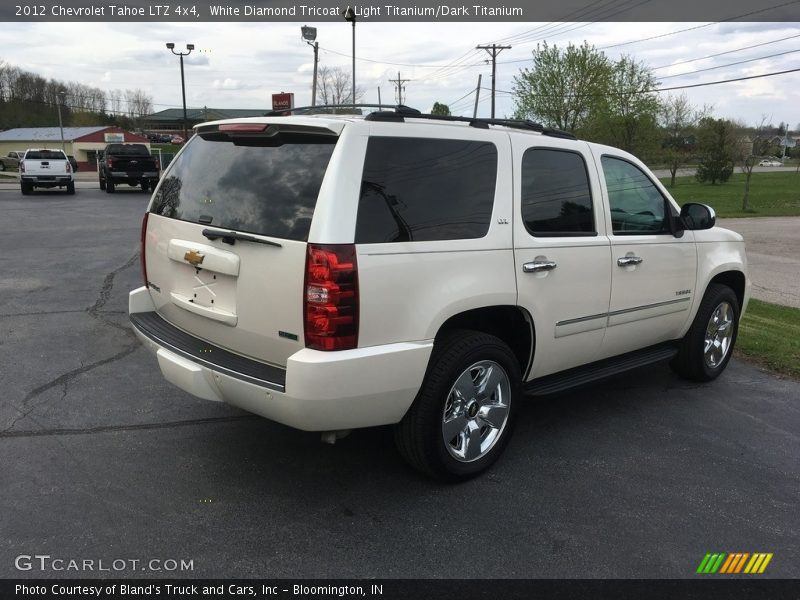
[141,181,150,193]
[99,176,106,190]
[394,330,520,481]
[20,182,31,195]
[671,283,740,381]
[66,181,75,195]
[0,162,5,171]
[106,179,115,193]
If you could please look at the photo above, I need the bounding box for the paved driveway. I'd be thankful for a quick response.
[0,187,797,580]
[720,217,800,308]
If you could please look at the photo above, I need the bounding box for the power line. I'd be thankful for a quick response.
[597,0,800,50]
[650,33,800,70]
[657,47,800,80]
[494,65,800,98]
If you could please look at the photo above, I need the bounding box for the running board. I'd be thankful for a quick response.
[524,344,678,396]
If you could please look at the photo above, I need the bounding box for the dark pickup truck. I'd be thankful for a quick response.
[99,143,160,193]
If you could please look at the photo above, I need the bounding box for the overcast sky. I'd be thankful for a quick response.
[2,20,799,128]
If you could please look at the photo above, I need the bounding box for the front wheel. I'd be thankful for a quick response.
[670,283,740,381]
[394,330,520,481]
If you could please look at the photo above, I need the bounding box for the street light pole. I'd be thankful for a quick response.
[166,42,195,140]
[343,7,356,109]
[57,90,66,152]
[301,26,319,107]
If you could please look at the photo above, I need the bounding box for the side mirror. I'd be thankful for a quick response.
[680,203,716,231]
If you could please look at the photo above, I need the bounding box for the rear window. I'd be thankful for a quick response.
[25,151,65,160]
[355,137,497,243]
[150,130,337,242]
[106,144,150,155]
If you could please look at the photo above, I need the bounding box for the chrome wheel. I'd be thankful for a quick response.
[442,360,511,463]
[704,301,734,368]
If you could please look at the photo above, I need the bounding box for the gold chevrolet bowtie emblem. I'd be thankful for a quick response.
[184,249,205,267]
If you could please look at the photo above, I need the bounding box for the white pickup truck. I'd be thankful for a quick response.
[20,149,75,195]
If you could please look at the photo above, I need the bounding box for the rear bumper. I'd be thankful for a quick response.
[22,175,71,185]
[109,171,159,180]
[129,286,432,431]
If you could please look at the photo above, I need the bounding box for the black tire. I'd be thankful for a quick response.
[141,181,150,193]
[394,329,521,481]
[670,283,740,382]
[20,182,31,195]
[66,181,75,195]
[99,177,106,190]
[0,162,5,171]
[106,179,115,193]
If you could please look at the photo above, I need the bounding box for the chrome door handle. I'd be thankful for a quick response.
[523,260,557,273]
[617,256,643,267]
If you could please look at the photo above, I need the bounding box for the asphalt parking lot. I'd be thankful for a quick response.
[0,186,798,579]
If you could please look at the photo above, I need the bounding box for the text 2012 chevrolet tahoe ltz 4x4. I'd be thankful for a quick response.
[129,106,749,481]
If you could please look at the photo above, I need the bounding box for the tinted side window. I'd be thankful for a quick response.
[521,148,594,236]
[601,156,669,234]
[151,132,337,241]
[355,137,497,243]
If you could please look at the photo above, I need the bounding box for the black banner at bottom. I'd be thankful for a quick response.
[2,579,799,600]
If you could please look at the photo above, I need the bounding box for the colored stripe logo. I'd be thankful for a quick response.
[696,553,773,574]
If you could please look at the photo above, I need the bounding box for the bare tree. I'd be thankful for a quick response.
[737,116,769,212]
[124,88,154,128]
[659,93,711,187]
[108,89,123,115]
[317,65,364,107]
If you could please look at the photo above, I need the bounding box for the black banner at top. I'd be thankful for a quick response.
[2,0,800,22]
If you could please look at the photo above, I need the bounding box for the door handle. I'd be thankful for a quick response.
[617,256,643,267]
[523,260,557,273]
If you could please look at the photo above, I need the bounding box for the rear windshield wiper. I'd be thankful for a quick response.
[202,228,282,247]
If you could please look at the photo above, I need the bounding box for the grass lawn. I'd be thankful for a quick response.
[737,299,800,379]
[151,143,184,153]
[660,172,800,217]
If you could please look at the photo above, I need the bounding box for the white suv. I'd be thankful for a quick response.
[129,106,749,480]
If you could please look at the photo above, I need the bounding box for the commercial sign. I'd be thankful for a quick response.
[104,133,124,142]
[271,93,294,112]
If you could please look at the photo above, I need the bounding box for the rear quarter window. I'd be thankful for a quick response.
[355,137,498,243]
[150,130,337,242]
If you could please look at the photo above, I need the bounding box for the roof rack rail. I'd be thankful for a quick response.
[366,111,577,140]
[263,104,420,117]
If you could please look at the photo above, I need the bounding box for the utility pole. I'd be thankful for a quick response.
[476,44,511,118]
[389,71,411,105]
[473,74,482,118]
[377,87,382,109]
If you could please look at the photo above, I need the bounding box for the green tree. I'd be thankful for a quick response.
[592,55,661,158]
[695,118,736,185]
[512,41,611,134]
[431,102,450,116]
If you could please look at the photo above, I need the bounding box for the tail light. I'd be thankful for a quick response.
[154,158,160,170]
[106,158,113,169]
[140,212,149,288]
[65,162,71,173]
[304,244,359,351]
